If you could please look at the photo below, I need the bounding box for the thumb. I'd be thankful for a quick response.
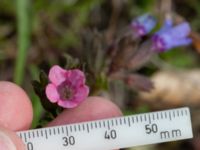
[0,126,25,150]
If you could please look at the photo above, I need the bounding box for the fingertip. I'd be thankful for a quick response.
[0,81,33,131]
[0,125,25,150]
[47,96,122,126]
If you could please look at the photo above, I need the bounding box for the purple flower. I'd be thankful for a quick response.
[45,65,89,108]
[152,20,192,52]
[131,13,156,36]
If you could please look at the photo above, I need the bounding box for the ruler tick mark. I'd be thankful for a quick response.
[136,116,139,123]
[124,117,127,124]
[74,125,77,132]
[132,116,134,124]
[36,130,39,137]
[185,109,188,115]
[152,113,155,120]
[103,121,106,127]
[177,110,180,117]
[156,112,159,120]
[61,126,64,133]
[45,129,48,139]
[148,114,151,124]
[99,121,101,128]
[66,126,69,136]
[107,121,110,130]
[19,133,22,139]
[41,130,43,137]
[111,119,114,126]
[24,133,27,142]
[140,115,143,122]
[49,128,51,136]
[32,131,35,138]
[119,118,122,125]
[115,119,118,126]
[164,112,167,119]
[144,114,147,122]
[161,112,163,119]
[86,123,90,133]
[53,128,56,135]
[82,124,85,131]
[57,127,60,134]
[128,117,131,126]
[173,110,175,118]
[78,124,81,131]
[181,110,184,116]
[70,126,73,132]
[28,131,31,139]
[91,122,93,130]
[169,111,172,121]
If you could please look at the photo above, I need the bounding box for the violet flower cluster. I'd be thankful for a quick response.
[119,14,193,71]
[131,14,192,51]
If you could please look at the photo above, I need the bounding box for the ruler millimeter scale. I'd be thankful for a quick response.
[17,107,193,150]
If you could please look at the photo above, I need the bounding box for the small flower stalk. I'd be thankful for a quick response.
[108,13,157,74]
[108,15,193,74]
[125,19,193,71]
[45,65,89,108]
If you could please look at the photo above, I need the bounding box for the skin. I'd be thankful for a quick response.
[0,81,33,131]
[0,81,122,150]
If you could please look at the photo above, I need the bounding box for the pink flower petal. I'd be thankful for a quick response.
[57,100,78,108]
[46,65,90,108]
[45,84,59,103]
[67,69,85,87]
[49,65,66,85]
[73,85,89,103]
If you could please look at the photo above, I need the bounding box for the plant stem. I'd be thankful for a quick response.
[14,0,31,84]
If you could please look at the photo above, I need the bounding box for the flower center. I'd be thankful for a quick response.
[151,35,166,52]
[58,83,74,100]
[132,22,146,36]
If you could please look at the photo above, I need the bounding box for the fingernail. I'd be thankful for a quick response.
[0,131,16,150]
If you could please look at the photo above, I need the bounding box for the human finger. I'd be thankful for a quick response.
[47,96,122,126]
[0,81,33,131]
[0,125,25,150]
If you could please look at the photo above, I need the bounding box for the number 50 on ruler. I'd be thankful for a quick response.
[17,107,193,150]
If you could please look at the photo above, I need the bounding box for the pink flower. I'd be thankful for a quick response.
[45,65,89,108]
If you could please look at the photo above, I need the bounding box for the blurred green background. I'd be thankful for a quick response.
[0,0,200,149]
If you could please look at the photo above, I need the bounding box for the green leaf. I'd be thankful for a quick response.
[39,71,48,87]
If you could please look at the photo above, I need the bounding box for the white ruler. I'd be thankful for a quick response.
[17,107,193,150]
